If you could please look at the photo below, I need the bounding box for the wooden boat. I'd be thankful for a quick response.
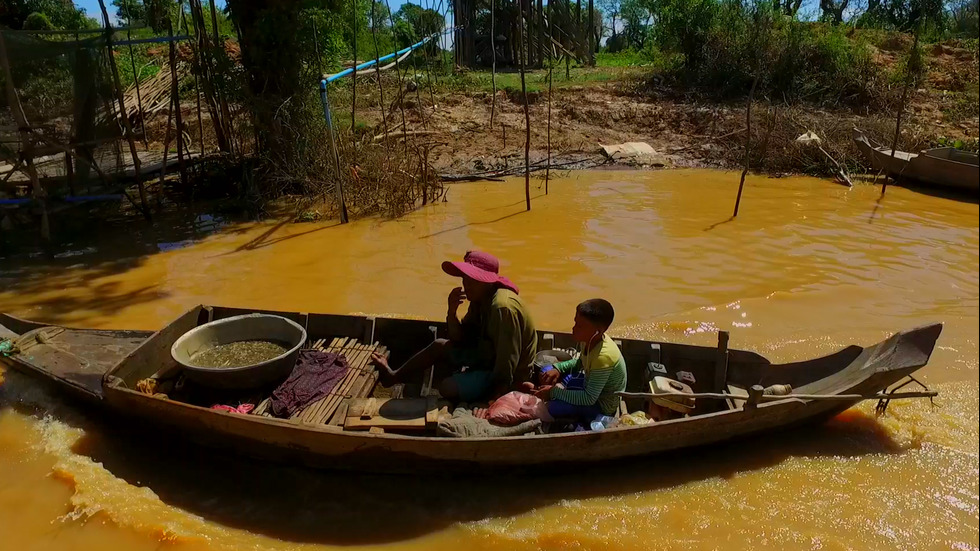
[0,305,942,473]
[853,129,979,193]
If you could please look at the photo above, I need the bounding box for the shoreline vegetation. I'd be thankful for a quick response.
[1,0,977,244]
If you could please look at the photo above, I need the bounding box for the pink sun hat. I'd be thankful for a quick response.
[441,251,520,294]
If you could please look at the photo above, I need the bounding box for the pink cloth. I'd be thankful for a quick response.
[211,403,255,415]
[485,391,553,426]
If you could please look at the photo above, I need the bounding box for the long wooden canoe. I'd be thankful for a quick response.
[853,128,979,194]
[0,305,942,473]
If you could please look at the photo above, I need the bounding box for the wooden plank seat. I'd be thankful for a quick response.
[342,396,451,432]
[251,336,386,425]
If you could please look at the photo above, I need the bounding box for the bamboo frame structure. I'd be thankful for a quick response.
[0,15,210,239]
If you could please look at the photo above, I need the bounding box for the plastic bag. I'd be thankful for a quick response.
[486,391,554,426]
[620,411,653,426]
[590,415,618,431]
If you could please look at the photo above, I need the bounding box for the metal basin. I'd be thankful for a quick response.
[171,314,307,389]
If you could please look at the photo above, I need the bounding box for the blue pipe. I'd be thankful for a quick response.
[64,194,124,203]
[325,38,428,84]
[321,27,456,85]
[0,195,123,206]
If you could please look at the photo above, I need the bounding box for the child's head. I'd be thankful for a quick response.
[572,299,615,343]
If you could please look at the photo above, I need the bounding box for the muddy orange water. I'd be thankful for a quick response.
[1,169,977,551]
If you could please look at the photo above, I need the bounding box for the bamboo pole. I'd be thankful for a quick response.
[369,2,390,141]
[490,0,497,129]
[565,0,571,78]
[732,73,758,218]
[885,29,920,195]
[384,0,425,188]
[536,0,544,69]
[546,0,553,195]
[189,0,230,153]
[410,46,429,132]
[179,4,206,154]
[97,0,150,222]
[421,0,439,113]
[351,0,357,133]
[320,81,349,223]
[384,0,413,157]
[208,0,221,39]
[517,3,531,212]
[587,0,594,66]
[167,17,188,186]
[410,26,431,206]
[156,91,176,213]
[209,0,234,153]
[546,60,552,195]
[125,13,148,147]
[0,32,50,240]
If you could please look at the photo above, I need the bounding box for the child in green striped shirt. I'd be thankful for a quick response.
[534,299,627,421]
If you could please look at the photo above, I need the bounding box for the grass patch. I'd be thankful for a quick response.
[438,65,647,95]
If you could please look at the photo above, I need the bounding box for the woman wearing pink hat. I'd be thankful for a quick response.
[371,251,537,402]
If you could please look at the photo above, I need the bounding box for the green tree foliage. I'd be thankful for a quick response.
[819,0,850,24]
[22,11,56,29]
[642,0,881,105]
[859,0,947,32]
[948,0,979,37]
[619,0,650,49]
[605,0,650,51]
[393,2,445,47]
[599,0,621,40]
[0,0,97,30]
[112,0,146,22]
[772,0,803,16]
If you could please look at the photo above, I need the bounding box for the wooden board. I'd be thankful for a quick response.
[293,340,384,425]
[344,398,434,431]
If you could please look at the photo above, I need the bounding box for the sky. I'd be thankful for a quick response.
[74,0,422,25]
[73,0,450,50]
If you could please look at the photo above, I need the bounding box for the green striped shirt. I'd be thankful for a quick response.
[550,334,627,415]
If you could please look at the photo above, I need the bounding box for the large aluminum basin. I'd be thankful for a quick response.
[171,313,307,389]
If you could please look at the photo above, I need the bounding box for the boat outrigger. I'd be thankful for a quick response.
[0,305,942,473]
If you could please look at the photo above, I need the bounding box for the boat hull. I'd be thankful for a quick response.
[2,307,942,473]
[853,129,979,193]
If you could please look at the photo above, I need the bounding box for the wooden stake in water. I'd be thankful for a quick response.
[490,0,497,129]
[517,4,531,211]
[546,61,553,195]
[732,73,758,218]
[320,81,349,223]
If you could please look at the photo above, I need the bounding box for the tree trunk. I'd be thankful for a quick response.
[226,0,304,162]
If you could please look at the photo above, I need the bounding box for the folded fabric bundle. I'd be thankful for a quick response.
[270,350,349,418]
[485,391,554,425]
[211,403,255,415]
[437,408,542,438]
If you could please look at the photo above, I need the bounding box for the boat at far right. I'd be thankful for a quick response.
[853,128,979,194]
